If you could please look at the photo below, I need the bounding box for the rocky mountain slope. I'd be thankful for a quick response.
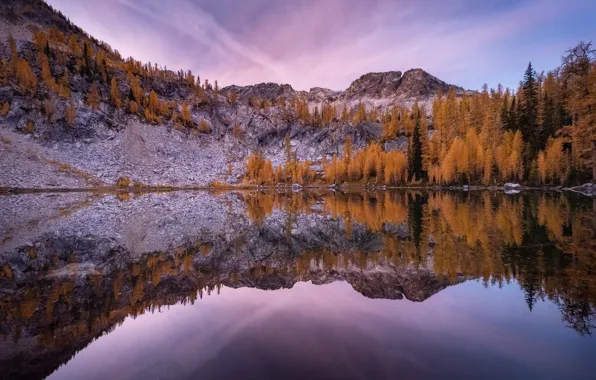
[0,0,468,189]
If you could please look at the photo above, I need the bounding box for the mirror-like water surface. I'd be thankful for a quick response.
[0,190,595,380]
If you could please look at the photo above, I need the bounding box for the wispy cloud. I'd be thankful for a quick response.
[47,0,596,91]
[117,0,289,81]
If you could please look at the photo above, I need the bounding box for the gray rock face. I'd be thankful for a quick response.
[384,136,409,153]
[339,69,470,108]
[343,71,405,99]
[305,87,342,103]
[221,82,296,104]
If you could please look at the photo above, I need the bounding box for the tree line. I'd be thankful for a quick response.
[406,42,596,185]
[242,42,595,187]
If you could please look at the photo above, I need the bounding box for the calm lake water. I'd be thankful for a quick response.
[0,190,595,380]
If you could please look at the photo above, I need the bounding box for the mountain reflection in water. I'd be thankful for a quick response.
[0,190,595,380]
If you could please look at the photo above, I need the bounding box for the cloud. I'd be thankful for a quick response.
[46,0,596,91]
[117,0,289,80]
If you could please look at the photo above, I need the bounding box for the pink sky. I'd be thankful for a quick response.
[46,281,592,380]
[47,0,596,91]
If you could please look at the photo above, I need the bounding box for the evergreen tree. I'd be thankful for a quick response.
[82,42,90,76]
[500,91,510,131]
[540,92,556,147]
[520,62,540,152]
[407,193,428,252]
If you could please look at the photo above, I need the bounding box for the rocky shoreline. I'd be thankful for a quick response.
[2,182,595,197]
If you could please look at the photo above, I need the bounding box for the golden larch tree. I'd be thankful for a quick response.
[59,71,70,98]
[16,58,37,94]
[110,77,121,108]
[181,102,191,126]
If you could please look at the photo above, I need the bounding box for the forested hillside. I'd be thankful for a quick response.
[245,44,596,187]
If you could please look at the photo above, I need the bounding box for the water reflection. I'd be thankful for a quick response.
[0,190,595,380]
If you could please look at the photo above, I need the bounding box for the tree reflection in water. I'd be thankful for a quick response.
[0,190,594,379]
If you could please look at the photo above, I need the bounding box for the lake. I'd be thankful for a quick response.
[0,190,595,380]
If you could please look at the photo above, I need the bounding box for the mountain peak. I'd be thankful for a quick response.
[342,68,465,102]
[221,68,468,109]
[343,71,404,100]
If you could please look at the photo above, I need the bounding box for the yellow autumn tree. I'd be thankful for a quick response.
[538,137,568,184]
[246,151,273,184]
[59,71,70,98]
[354,102,367,125]
[537,151,547,184]
[496,131,513,180]
[383,151,407,185]
[33,31,48,52]
[110,77,121,108]
[129,74,143,102]
[16,58,37,94]
[148,90,159,114]
[0,102,9,117]
[509,130,524,181]
[129,100,138,114]
[39,52,57,91]
[181,102,191,126]
[68,35,82,57]
[199,119,211,133]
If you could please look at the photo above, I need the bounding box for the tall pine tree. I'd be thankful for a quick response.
[520,62,540,152]
[408,114,424,181]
